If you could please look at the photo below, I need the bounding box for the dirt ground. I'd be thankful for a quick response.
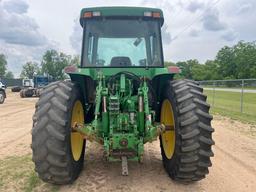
[1,90,256,192]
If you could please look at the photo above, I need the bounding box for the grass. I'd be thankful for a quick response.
[0,155,59,192]
[24,172,41,192]
[210,108,256,124]
[204,90,256,124]
[202,86,256,90]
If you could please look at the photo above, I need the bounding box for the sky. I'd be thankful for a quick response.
[0,0,255,77]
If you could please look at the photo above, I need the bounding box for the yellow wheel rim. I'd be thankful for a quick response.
[161,99,176,159]
[71,100,84,161]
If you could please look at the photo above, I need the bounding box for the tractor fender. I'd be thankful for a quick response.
[68,73,96,104]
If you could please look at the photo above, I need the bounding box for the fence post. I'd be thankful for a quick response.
[240,79,244,113]
[212,81,216,107]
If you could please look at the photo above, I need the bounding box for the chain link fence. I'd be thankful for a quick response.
[198,79,256,116]
[0,78,23,87]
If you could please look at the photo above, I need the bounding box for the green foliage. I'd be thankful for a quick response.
[19,51,78,80]
[176,59,204,80]
[176,61,191,79]
[0,54,15,79]
[0,54,7,78]
[41,50,71,80]
[169,41,256,80]
[164,61,175,67]
[215,46,235,79]
[4,71,14,79]
[71,55,81,66]
[216,41,256,79]
[1,51,78,81]
[191,63,205,80]
[234,41,256,79]
[20,62,40,79]
[204,60,221,80]
[174,59,221,81]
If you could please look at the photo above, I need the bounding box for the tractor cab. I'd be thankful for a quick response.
[80,7,164,68]
[22,79,34,88]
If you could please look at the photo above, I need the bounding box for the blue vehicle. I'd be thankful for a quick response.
[34,76,49,88]
[20,76,49,98]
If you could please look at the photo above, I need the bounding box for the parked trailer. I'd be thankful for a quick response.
[20,76,49,98]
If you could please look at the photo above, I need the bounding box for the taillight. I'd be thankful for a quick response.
[152,12,161,18]
[84,12,92,18]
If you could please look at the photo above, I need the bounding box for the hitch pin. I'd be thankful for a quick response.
[121,156,128,176]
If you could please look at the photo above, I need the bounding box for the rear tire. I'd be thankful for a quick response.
[160,80,214,182]
[20,90,24,98]
[0,90,5,104]
[25,89,34,97]
[11,86,21,92]
[35,89,41,97]
[32,81,86,184]
[20,89,34,97]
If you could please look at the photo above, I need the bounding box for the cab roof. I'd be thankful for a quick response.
[80,6,164,27]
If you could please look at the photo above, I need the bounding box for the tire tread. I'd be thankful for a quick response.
[160,79,214,182]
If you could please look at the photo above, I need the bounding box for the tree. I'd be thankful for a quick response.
[215,41,256,79]
[176,59,200,79]
[176,61,190,79]
[164,61,176,67]
[191,63,206,81]
[0,54,7,78]
[233,41,256,79]
[41,50,71,80]
[20,62,40,79]
[5,71,14,79]
[251,65,256,78]
[162,41,256,81]
[206,60,221,80]
[215,46,236,79]
[71,55,81,66]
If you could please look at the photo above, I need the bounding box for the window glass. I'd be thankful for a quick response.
[83,19,163,67]
[87,34,94,64]
[97,38,147,66]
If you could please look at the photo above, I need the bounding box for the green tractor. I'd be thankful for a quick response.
[32,7,214,184]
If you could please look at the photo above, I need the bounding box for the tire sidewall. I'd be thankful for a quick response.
[159,80,214,181]
[0,91,5,104]
[160,82,181,177]
[65,83,86,181]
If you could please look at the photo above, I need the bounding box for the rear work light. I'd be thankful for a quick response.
[92,11,101,17]
[144,12,152,17]
[83,11,101,18]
